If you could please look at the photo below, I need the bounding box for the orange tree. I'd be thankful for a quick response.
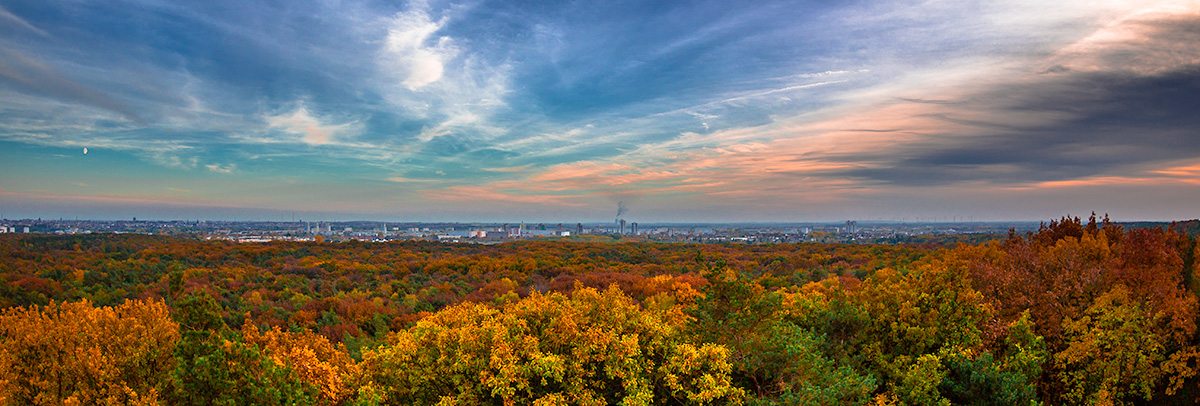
[0,298,179,405]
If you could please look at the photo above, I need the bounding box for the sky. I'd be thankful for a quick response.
[1,0,1198,222]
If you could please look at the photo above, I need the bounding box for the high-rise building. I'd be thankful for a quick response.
[619,219,626,234]
[576,223,583,235]
[631,222,638,235]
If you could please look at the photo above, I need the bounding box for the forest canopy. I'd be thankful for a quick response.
[2,216,1199,405]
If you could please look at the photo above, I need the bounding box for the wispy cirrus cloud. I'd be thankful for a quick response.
[0,5,50,38]
[0,46,142,123]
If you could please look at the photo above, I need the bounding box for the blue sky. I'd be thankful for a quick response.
[1,0,1198,222]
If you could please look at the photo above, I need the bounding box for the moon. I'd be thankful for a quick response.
[83,148,88,155]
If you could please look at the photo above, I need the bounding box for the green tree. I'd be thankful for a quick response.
[938,352,1039,406]
[167,294,317,406]
[769,323,876,406]
[691,269,876,405]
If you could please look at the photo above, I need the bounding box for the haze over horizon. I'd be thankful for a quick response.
[2,0,1198,222]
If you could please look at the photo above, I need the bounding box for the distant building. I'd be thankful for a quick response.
[845,220,858,234]
[619,219,626,234]
[439,231,472,239]
[576,223,583,235]
[631,222,638,235]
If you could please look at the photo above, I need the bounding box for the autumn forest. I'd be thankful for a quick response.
[2,216,1199,406]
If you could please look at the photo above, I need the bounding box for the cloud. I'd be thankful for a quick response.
[0,5,50,37]
[744,4,1200,188]
[483,164,534,173]
[380,6,457,91]
[656,79,849,117]
[436,1,1199,217]
[1153,162,1200,178]
[3,0,1200,221]
[370,3,514,152]
[0,46,143,123]
[834,70,1200,187]
[205,163,236,174]
[1021,175,1200,189]
[0,187,289,216]
[425,160,719,204]
[385,176,438,183]
[1045,3,1200,75]
[264,106,360,145]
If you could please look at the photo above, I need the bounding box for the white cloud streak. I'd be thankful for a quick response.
[205,163,236,174]
[0,6,50,37]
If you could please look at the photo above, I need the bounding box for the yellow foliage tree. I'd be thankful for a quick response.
[358,285,743,405]
[0,299,179,406]
[852,254,992,405]
[241,321,357,406]
[1056,285,1165,406]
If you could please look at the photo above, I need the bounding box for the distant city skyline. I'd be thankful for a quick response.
[2,1,1198,222]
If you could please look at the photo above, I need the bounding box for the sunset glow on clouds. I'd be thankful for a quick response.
[1,0,1198,221]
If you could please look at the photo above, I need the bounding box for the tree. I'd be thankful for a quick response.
[687,268,784,396]
[1056,285,1164,406]
[852,255,993,405]
[0,298,179,405]
[166,293,317,406]
[769,323,877,406]
[359,286,742,405]
[242,322,357,406]
[693,268,876,405]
